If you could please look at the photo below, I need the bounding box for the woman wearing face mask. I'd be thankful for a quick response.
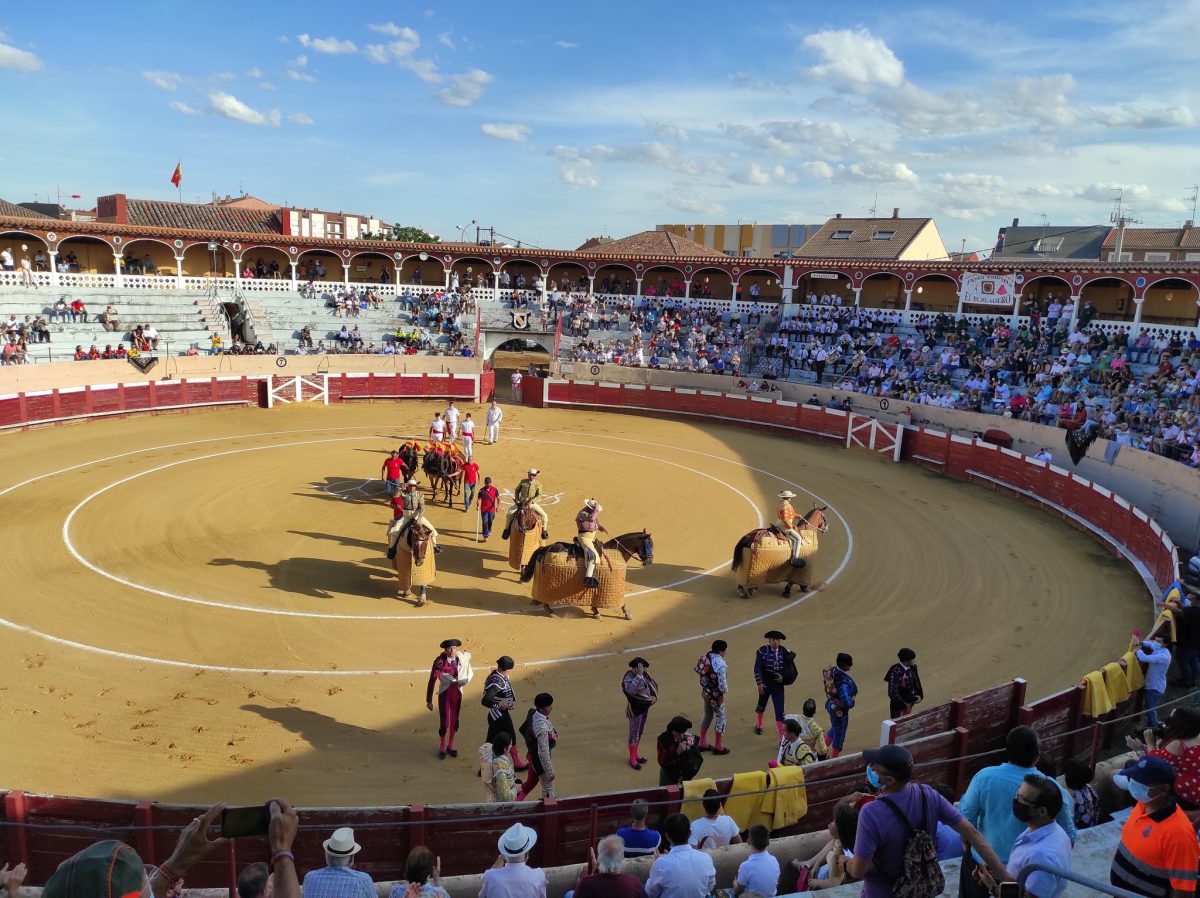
[971,774,1072,898]
[1126,707,1200,813]
[1110,756,1200,898]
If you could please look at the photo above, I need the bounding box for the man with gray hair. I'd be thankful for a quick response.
[573,836,645,898]
[302,827,374,898]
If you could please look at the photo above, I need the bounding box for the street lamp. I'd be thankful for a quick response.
[457,220,477,243]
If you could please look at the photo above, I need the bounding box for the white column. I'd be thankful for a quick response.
[956,288,966,316]
[444,268,451,290]
[1067,294,1082,331]
[635,277,644,298]
[342,264,350,287]
[683,279,692,300]
[174,257,185,289]
[1132,297,1145,327]
[494,270,502,304]
[233,257,243,279]
[782,265,795,306]
[587,276,595,297]
[113,256,124,289]
[48,251,59,287]
[289,263,298,288]
[902,288,912,311]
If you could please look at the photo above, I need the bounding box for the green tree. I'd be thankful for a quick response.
[391,225,441,243]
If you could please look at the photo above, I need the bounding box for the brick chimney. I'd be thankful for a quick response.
[834,213,842,219]
[892,207,900,219]
[96,194,128,224]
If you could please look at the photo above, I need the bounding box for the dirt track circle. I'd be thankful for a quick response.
[0,402,1146,805]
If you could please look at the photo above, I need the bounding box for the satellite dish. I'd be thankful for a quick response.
[419,252,429,261]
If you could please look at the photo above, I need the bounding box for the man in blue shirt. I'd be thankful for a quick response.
[958,726,1076,898]
[301,827,374,898]
[615,800,662,859]
[1137,634,1172,729]
[973,774,1073,898]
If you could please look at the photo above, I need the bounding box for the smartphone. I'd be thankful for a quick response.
[997,882,1020,898]
[220,804,271,838]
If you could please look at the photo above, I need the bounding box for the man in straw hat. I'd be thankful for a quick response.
[502,468,549,540]
[427,638,473,760]
[480,823,547,898]
[575,498,609,588]
[304,826,374,898]
[387,479,441,558]
[775,489,806,567]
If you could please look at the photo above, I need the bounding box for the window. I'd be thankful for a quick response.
[831,230,852,240]
[1144,252,1171,262]
[873,230,896,240]
[1185,252,1200,262]
[1034,237,1064,253]
[1107,251,1132,262]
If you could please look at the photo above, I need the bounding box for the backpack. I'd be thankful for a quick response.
[877,787,945,898]
[694,653,718,693]
[822,666,840,707]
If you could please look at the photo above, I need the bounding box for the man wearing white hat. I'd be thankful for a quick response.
[502,469,549,540]
[479,823,547,898]
[574,498,608,588]
[775,490,805,567]
[301,827,374,898]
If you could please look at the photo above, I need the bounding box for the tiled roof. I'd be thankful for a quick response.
[1101,227,1200,250]
[992,225,1110,260]
[575,236,614,251]
[0,198,53,220]
[124,199,281,234]
[792,217,931,260]
[576,230,722,257]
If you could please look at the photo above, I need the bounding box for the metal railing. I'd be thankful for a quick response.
[1016,861,1142,898]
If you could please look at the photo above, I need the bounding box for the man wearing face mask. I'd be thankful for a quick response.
[848,744,1008,898]
[971,774,1072,898]
[1137,633,1173,730]
[1110,756,1199,898]
[957,726,1077,898]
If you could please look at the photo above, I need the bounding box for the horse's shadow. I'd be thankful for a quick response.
[209,556,393,600]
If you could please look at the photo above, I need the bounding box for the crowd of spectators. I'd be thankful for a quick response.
[288,287,472,357]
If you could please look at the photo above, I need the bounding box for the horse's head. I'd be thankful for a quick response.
[637,531,654,566]
[804,505,830,533]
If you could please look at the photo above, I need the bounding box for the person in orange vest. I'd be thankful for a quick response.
[775,490,805,567]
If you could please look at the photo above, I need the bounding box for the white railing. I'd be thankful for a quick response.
[119,275,181,290]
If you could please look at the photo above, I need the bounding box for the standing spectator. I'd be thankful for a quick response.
[426,638,472,760]
[622,657,658,770]
[754,630,793,739]
[697,639,730,755]
[883,648,924,719]
[958,726,1076,898]
[382,451,406,497]
[486,401,504,444]
[516,693,558,800]
[572,836,645,898]
[734,825,780,897]
[19,254,34,287]
[658,715,700,786]
[616,800,662,858]
[388,846,449,898]
[847,745,1008,898]
[823,653,858,758]
[479,732,518,803]
[646,814,716,898]
[477,477,500,540]
[302,828,374,898]
[971,775,1073,898]
[1110,756,1200,898]
[480,824,547,898]
[1138,633,1172,729]
[0,247,12,270]
[481,656,524,769]
[462,457,480,511]
[689,790,743,849]
[512,369,524,401]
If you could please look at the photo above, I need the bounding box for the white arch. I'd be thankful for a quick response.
[1080,274,1137,291]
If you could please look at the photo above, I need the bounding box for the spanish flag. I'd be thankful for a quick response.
[170,162,182,188]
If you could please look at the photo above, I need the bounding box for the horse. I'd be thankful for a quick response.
[423,448,463,506]
[506,498,545,571]
[520,531,654,620]
[731,505,828,599]
[397,442,420,480]
[392,518,436,606]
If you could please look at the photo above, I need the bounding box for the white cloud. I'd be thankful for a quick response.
[142,70,181,91]
[434,69,493,106]
[246,67,262,79]
[663,194,726,217]
[551,146,599,188]
[555,40,578,49]
[401,57,442,84]
[1075,182,1188,214]
[731,163,796,186]
[1089,103,1197,129]
[207,91,281,127]
[438,31,456,49]
[169,101,201,117]
[481,122,531,142]
[288,113,315,125]
[297,34,358,54]
[289,54,308,68]
[0,39,43,72]
[285,69,316,83]
[803,27,904,88]
[258,81,276,91]
[369,22,417,38]
[846,160,918,183]
[800,161,836,180]
[214,70,236,82]
[645,119,689,141]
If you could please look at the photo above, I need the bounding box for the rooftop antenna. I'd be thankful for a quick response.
[1109,188,1141,259]
[1186,185,1199,223]
[868,193,878,217]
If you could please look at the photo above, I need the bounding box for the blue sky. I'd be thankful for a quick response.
[1,1,1197,254]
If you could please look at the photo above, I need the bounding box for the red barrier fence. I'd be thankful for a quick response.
[0,375,1178,888]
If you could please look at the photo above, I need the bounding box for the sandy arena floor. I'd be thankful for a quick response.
[0,400,1147,806]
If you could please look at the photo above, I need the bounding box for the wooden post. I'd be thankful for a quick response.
[1009,678,1028,730]
[1089,722,1103,767]
[227,836,238,898]
[1065,683,1086,758]
[134,801,156,865]
[541,797,559,868]
[410,804,427,850]
[4,791,30,869]
[950,726,971,798]
[588,803,599,854]
[949,697,967,730]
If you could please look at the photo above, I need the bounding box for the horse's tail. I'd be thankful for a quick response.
[731,535,749,572]
[519,546,548,583]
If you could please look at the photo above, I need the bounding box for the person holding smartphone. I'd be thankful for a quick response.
[972,775,1072,898]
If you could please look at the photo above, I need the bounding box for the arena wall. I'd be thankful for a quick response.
[0,366,1175,892]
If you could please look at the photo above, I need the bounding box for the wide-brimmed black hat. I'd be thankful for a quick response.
[764,630,787,640]
[628,657,650,668]
[440,638,463,650]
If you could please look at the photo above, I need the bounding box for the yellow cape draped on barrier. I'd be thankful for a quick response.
[682,778,718,821]
[762,765,807,829]
[722,771,771,831]
[1121,650,1145,691]
[1102,661,1132,705]
[1079,671,1114,717]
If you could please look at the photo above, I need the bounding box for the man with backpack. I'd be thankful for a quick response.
[823,652,858,757]
[847,744,1008,898]
[695,640,730,755]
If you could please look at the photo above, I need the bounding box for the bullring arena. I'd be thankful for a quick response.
[1,359,1158,826]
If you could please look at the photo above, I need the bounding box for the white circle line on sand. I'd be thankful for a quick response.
[61,433,768,620]
[4,421,855,675]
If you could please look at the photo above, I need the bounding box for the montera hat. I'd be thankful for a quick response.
[764,630,787,640]
[496,655,515,670]
[498,822,538,858]
[440,638,463,650]
[628,657,650,668]
[323,827,362,857]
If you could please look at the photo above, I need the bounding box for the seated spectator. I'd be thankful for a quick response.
[733,825,779,897]
[71,297,87,322]
[480,823,547,898]
[1061,759,1102,830]
[303,827,374,898]
[144,324,160,349]
[51,296,70,323]
[73,344,87,361]
[388,846,449,898]
[790,804,857,891]
[572,836,644,898]
[646,813,716,898]
[616,799,662,858]
[689,789,742,849]
[100,304,120,332]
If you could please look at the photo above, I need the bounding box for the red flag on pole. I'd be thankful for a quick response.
[170,162,182,188]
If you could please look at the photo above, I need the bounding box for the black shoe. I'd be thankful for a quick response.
[386,546,397,559]
[502,528,511,540]
[782,585,793,598]
[712,747,730,756]
[636,756,647,764]
[438,750,446,760]
[754,726,763,735]
[434,545,444,555]
[447,748,458,757]
[584,576,600,588]
[790,558,806,568]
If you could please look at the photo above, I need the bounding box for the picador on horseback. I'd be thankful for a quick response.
[503,468,549,540]
[574,498,608,588]
[387,479,442,558]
